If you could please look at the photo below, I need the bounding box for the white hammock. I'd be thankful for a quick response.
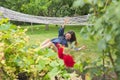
[0,6,90,25]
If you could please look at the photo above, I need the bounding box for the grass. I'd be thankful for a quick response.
[21,24,100,61]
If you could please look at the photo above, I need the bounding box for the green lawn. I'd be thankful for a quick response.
[22,24,100,61]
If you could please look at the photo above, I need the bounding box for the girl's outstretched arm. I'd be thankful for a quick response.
[61,17,69,28]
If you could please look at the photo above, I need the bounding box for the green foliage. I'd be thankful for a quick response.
[21,0,51,15]
[0,0,90,17]
[74,0,120,79]
[0,19,71,79]
[0,0,29,12]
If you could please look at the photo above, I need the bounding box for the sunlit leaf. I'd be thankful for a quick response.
[104,34,111,41]
[49,61,59,67]
[0,23,11,30]
[73,0,84,8]
[48,67,59,78]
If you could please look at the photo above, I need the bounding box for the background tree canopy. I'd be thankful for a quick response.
[0,0,90,17]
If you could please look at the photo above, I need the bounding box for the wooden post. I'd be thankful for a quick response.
[45,24,49,30]
[30,22,33,34]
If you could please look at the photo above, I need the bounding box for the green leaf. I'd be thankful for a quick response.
[105,34,111,41]
[98,39,106,51]
[73,0,84,8]
[48,67,59,78]
[93,0,98,5]
[36,60,46,71]
[74,61,83,72]
[49,61,59,67]
[0,23,11,31]
[98,0,104,7]
[57,59,64,66]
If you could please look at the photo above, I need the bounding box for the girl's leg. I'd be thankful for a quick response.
[40,39,50,46]
[40,41,58,52]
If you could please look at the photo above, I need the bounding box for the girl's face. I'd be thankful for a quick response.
[65,33,71,40]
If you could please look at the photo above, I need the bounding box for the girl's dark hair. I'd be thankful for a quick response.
[67,31,77,45]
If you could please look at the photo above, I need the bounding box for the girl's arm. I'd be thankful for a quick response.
[61,17,69,28]
[58,17,69,37]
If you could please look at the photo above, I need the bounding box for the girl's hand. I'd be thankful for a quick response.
[80,45,86,50]
[74,45,86,51]
[64,17,69,24]
[62,17,69,28]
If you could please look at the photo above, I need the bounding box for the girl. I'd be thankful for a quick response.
[40,18,85,52]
